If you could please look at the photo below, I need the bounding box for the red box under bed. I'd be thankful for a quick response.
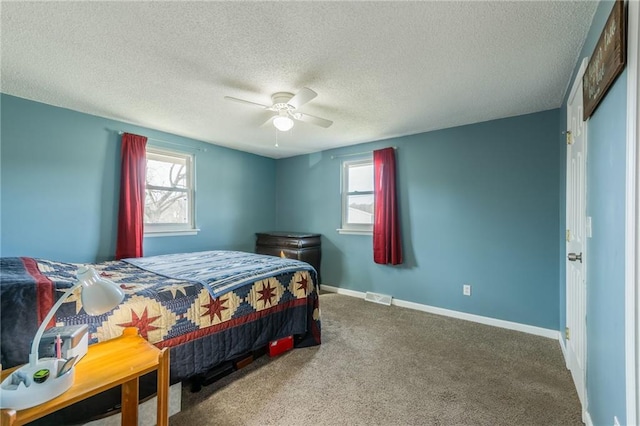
[268,335,293,357]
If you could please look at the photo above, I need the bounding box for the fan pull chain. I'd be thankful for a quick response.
[275,128,279,147]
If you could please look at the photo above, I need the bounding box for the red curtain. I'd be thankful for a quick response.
[115,133,147,260]
[373,147,402,265]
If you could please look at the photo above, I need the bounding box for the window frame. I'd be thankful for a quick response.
[338,156,374,235]
[144,146,198,237]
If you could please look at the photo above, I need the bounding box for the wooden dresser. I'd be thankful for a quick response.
[255,232,321,284]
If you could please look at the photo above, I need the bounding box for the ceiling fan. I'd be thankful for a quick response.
[224,87,333,132]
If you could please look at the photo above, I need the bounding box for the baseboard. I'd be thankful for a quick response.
[558,333,569,368]
[584,408,594,426]
[321,284,561,340]
[321,284,365,299]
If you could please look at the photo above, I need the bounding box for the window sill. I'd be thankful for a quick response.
[144,229,200,238]
[337,228,372,236]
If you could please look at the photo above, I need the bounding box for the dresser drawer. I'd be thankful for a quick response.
[256,233,321,249]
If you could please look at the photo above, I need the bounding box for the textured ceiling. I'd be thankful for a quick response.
[1,1,597,159]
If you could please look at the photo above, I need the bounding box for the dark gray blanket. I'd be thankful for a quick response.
[0,257,55,368]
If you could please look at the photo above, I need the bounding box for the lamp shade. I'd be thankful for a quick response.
[273,115,294,132]
[77,266,125,315]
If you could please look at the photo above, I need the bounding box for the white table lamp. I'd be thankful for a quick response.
[0,266,124,410]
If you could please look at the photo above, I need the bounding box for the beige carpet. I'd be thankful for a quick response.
[170,293,581,425]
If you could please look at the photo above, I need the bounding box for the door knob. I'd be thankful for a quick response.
[568,252,582,263]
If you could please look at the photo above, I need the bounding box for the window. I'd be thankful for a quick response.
[339,157,374,234]
[144,147,196,236]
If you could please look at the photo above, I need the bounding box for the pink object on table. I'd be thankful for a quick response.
[55,334,62,359]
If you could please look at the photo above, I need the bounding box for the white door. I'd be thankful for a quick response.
[566,59,588,415]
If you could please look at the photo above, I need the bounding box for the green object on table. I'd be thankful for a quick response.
[33,369,50,384]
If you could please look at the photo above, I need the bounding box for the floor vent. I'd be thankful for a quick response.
[364,292,392,306]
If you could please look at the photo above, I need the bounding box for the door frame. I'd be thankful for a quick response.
[626,0,639,424]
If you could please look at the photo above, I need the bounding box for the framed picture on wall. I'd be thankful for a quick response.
[582,0,626,120]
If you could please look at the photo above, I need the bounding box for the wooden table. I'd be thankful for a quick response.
[0,327,169,426]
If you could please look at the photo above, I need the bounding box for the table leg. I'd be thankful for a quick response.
[156,348,170,426]
[121,377,139,426]
[0,409,16,426]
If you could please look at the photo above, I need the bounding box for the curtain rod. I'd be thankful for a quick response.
[330,146,397,160]
[117,131,207,152]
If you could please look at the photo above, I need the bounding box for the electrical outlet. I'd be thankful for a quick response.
[463,284,471,296]
[614,415,620,426]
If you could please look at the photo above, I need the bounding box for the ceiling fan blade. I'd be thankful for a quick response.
[295,112,333,128]
[287,87,317,109]
[224,96,270,109]
[261,114,276,127]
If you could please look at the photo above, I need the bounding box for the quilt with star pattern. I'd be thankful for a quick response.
[0,253,321,382]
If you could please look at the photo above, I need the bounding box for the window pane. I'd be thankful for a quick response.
[146,158,187,189]
[145,189,189,224]
[347,194,374,224]
[348,164,373,192]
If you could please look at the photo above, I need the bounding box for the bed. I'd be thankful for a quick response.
[0,250,321,420]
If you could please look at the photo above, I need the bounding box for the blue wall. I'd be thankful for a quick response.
[276,110,561,330]
[559,1,629,424]
[0,94,276,262]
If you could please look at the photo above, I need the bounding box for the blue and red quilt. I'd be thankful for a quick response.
[0,252,321,381]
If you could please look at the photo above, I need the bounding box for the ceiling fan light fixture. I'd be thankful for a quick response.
[225,87,332,131]
[273,114,294,132]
